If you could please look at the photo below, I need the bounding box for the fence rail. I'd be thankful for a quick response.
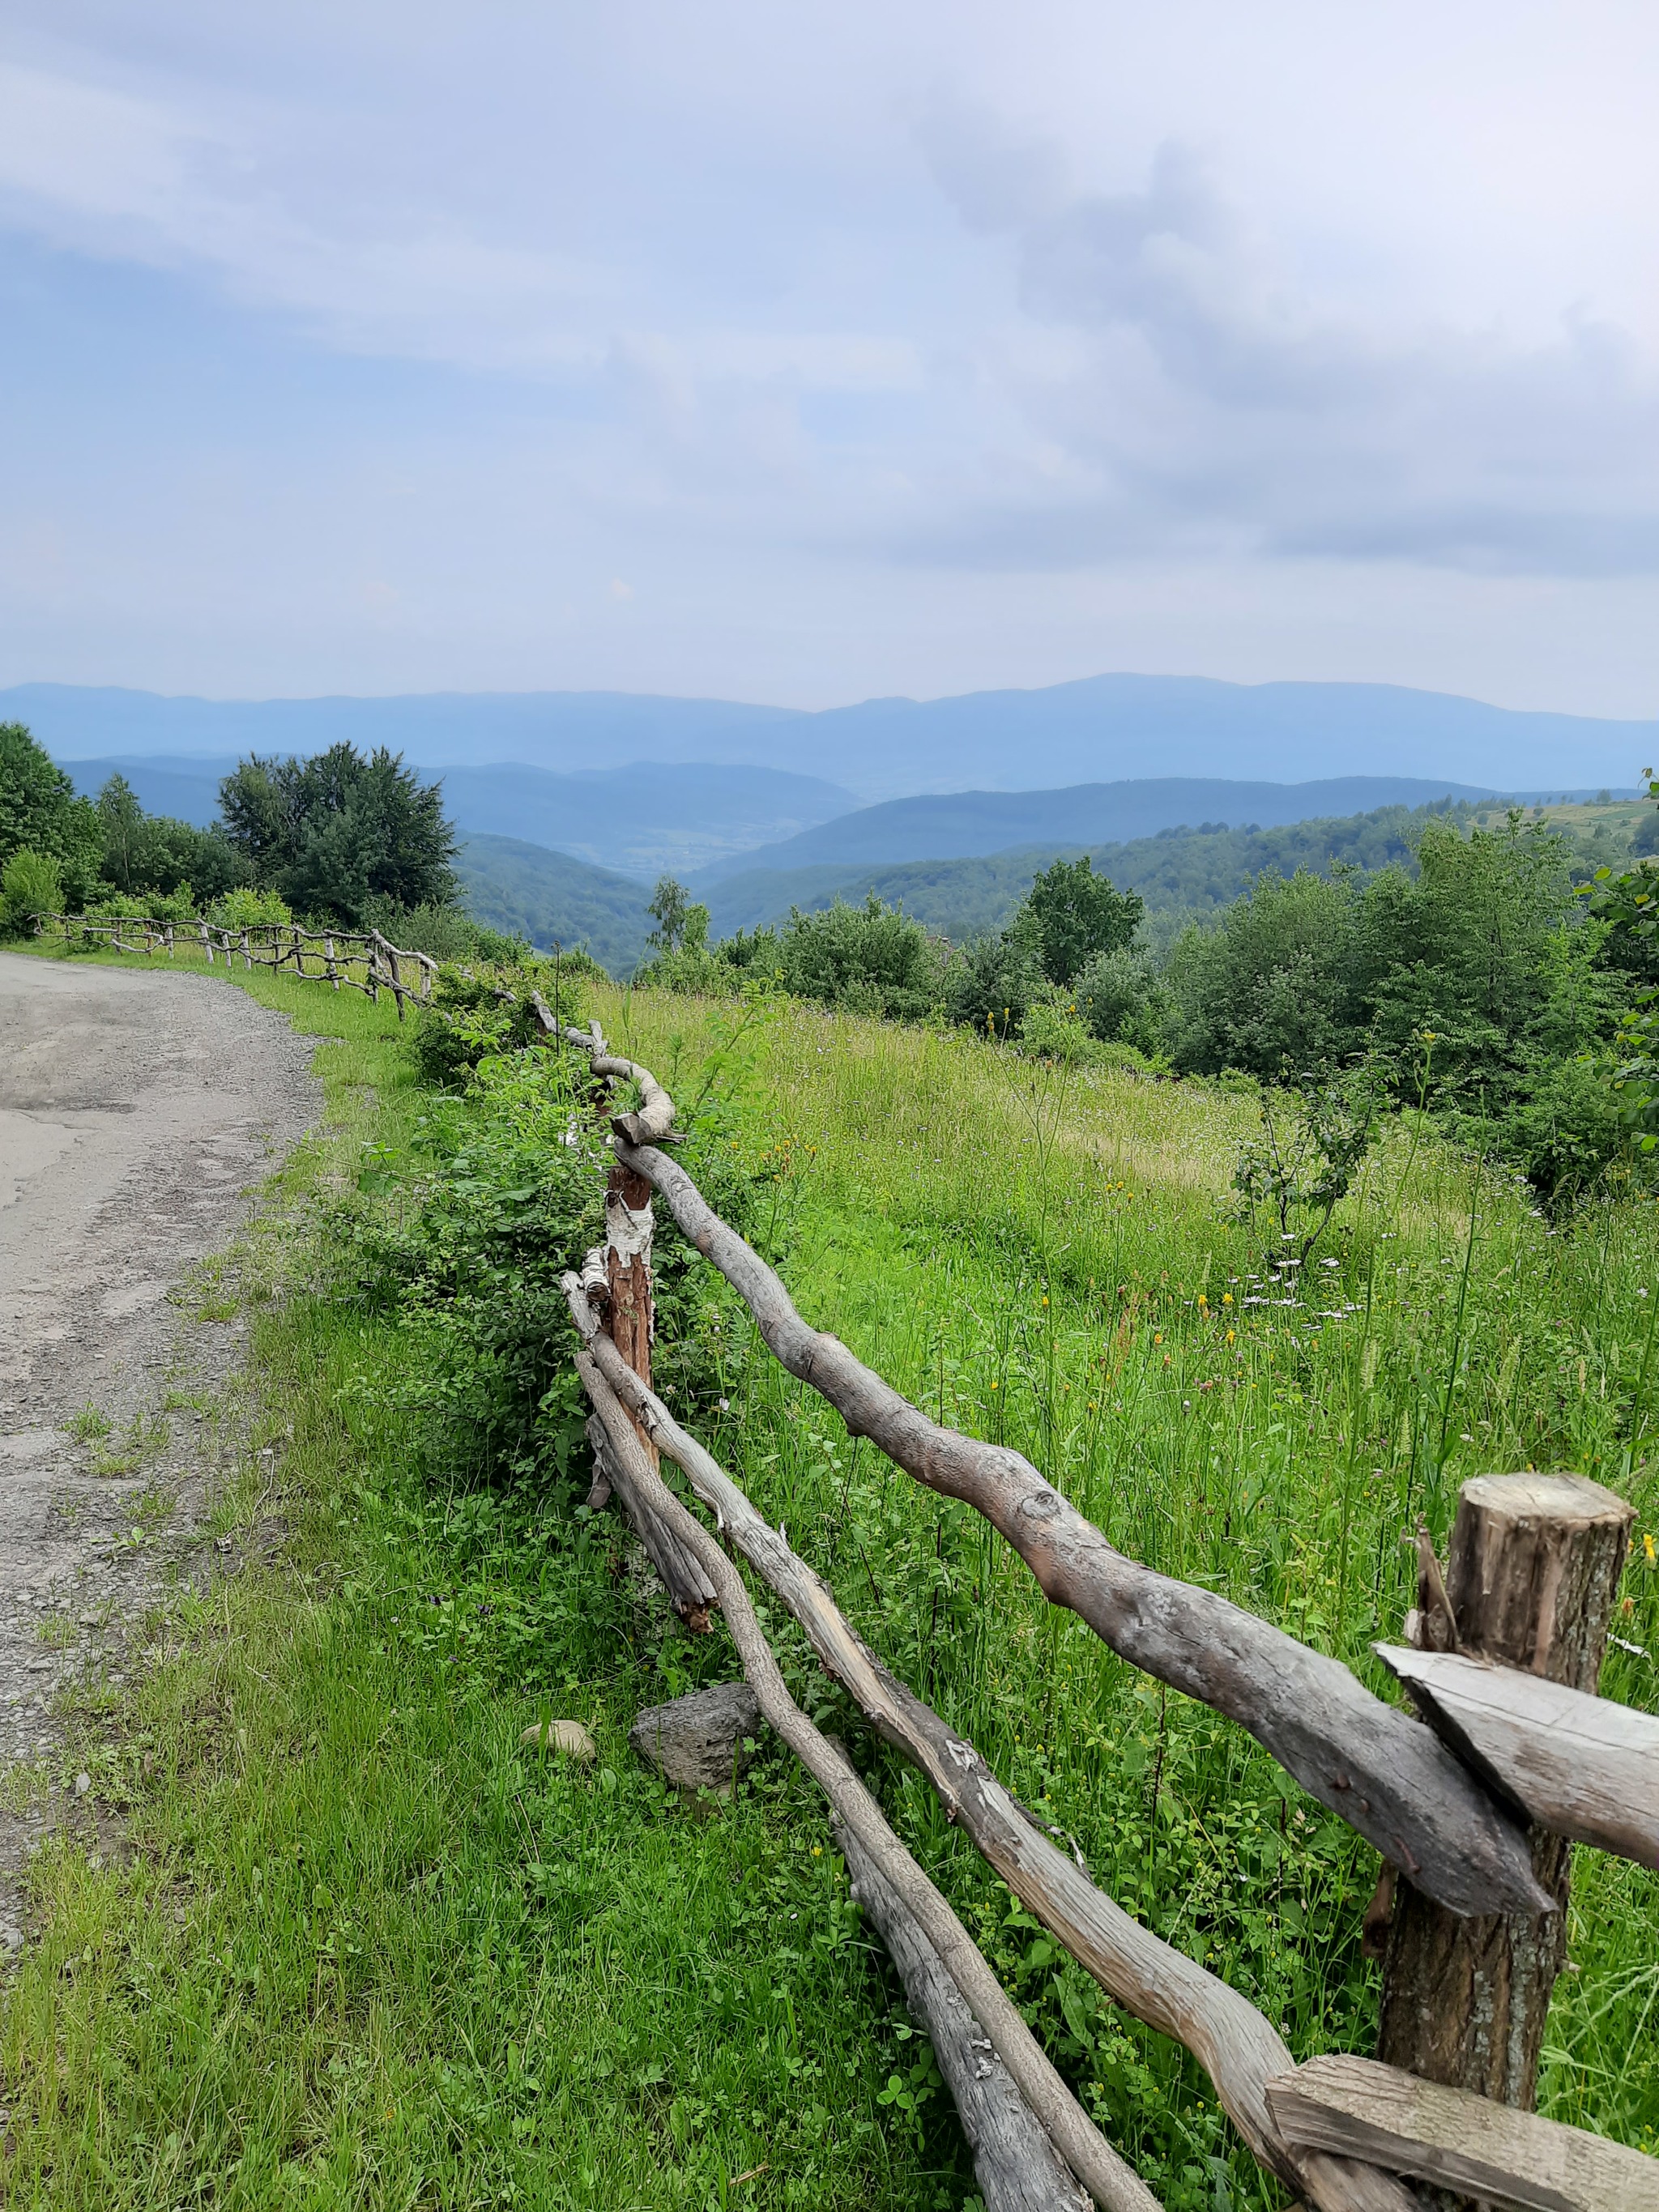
[548,1012,1657,2212]
[32,911,436,1016]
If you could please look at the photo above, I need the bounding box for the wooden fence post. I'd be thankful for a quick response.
[1377,1473,1634,2112]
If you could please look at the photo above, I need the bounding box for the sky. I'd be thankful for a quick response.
[3,2,1659,715]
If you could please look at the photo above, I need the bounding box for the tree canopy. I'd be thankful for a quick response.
[0,723,101,898]
[218,744,458,925]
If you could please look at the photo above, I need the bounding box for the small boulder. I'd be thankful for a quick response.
[521,1719,597,1762]
[629,1682,762,1793]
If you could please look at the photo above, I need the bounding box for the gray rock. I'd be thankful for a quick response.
[629,1681,762,1792]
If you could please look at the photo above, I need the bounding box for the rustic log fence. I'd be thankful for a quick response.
[32,910,436,1016]
[545,1012,1659,2212]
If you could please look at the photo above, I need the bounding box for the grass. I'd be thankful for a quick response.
[2,940,1657,2208]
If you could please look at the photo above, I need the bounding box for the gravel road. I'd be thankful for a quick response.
[0,953,319,1943]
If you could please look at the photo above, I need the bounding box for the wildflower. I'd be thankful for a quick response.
[1153,1332,1163,1345]
[812,1845,823,1857]
[1222,1292,1233,1306]
[1041,1295,1049,1306]
[989,1381,1000,1392]
[1646,1532,1657,1566]
[1226,1330,1236,1346]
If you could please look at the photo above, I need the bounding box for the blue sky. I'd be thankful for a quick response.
[4,1,1659,713]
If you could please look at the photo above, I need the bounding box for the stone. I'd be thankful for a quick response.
[629,1681,762,1793]
[520,1719,596,1762]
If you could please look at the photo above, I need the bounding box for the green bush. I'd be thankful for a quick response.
[942,927,1043,1038]
[410,957,592,1090]
[0,848,64,934]
[1017,986,1103,1065]
[208,884,294,930]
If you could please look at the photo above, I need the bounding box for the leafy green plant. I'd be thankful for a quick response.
[0,846,65,933]
[208,883,294,929]
[1230,1062,1383,1270]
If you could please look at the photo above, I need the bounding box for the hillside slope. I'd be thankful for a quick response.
[693,773,1509,880]
[456,834,653,973]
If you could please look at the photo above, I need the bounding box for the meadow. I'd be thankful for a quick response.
[2,944,1655,2209]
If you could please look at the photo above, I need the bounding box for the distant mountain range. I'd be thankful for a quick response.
[690,774,1513,882]
[9,674,1651,798]
[58,755,855,879]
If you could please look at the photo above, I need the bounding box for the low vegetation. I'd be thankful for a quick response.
[2,920,1655,2206]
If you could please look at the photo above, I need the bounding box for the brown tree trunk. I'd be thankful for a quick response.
[1378,1474,1633,2112]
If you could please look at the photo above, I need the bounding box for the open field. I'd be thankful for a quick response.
[2,946,1656,2208]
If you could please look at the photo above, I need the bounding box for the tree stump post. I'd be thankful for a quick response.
[1377,1473,1634,2121]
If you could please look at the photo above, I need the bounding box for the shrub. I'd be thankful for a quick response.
[774,895,944,1021]
[209,884,295,930]
[410,957,591,1090]
[0,848,64,934]
[1073,944,1163,1051]
[1017,986,1102,1065]
[943,928,1043,1038]
[365,899,528,966]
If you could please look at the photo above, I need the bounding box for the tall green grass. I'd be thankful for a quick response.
[2,951,1655,2208]
[603,989,1659,2180]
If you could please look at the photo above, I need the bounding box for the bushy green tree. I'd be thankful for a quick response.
[1073,944,1163,1052]
[943,927,1044,1038]
[0,724,100,900]
[218,744,458,925]
[773,893,942,1019]
[96,773,246,903]
[1019,855,1144,986]
[1162,870,1359,1076]
[646,876,710,955]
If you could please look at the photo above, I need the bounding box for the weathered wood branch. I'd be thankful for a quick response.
[1375,1643,1659,1871]
[563,1279,1418,2212]
[569,1349,1161,2212]
[833,1810,1093,2212]
[578,1361,716,1630]
[605,1130,1544,1920]
[1266,2054,1659,2212]
[522,1004,678,1144]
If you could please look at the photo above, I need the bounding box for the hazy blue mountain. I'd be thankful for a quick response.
[456,835,655,975]
[692,773,1512,882]
[61,754,855,877]
[787,677,1649,798]
[12,684,800,772]
[11,674,1651,798]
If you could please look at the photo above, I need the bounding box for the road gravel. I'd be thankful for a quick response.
[0,952,318,1946]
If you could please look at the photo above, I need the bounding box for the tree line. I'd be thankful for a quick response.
[0,722,477,950]
[638,807,1659,1206]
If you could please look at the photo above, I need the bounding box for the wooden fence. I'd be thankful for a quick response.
[547,1010,1659,2212]
[32,911,436,1017]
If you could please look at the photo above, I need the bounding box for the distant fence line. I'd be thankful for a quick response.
[33,911,436,1018]
[549,1009,1659,2212]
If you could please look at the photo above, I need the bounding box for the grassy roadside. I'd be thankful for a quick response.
[3,944,1657,2209]
[1,949,955,2211]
